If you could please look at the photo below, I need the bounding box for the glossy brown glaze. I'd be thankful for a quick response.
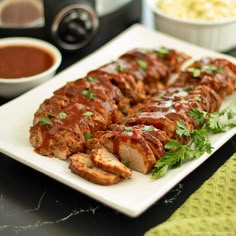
[0,45,54,78]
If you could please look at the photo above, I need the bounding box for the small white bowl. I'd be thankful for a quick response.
[0,37,62,99]
[146,0,236,52]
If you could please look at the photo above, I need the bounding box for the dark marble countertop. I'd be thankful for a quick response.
[1,3,236,234]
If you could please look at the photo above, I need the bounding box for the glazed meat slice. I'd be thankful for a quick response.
[187,85,222,113]
[109,124,170,146]
[88,68,145,112]
[154,47,191,73]
[96,48,190,97]
[97,128,156,174]
[30,74,122,159]
[119,49,170,94]
[126,113,177,138]
[30,124,85,159]
[33,95,71,125]
[107,124,168,160]
[91,147,132,179]
[69,153,121,185]
[120,48,190,84]
[175,57,236,98]
[141,132,165,160]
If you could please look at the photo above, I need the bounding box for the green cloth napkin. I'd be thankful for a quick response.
[145,153,236,236]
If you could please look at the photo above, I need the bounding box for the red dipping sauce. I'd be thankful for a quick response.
[0,45,54,78]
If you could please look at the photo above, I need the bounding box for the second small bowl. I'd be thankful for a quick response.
[146,0,236,52]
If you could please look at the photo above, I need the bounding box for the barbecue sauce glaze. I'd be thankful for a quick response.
[0,45,54,78]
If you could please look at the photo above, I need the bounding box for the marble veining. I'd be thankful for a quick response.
[0,183,183,234]
[0,191,100,234]
[163,184,183,205]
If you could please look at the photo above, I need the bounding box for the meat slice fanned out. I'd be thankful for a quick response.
[69,153,121,185]
[97,127,157,174]
[91,147,132,179]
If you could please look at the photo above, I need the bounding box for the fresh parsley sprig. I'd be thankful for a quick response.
[152,104,236,179]
[188,105,236,133]
[152,120,212,179]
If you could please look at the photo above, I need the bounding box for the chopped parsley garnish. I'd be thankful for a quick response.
[187,65,224,78]
[124,161,130,168]
[82,111,94,117]
[185,85,195,91]
[39,117,52,125]
[84,132,93,141]
[39,112,67,125]
[124,127,133,132]
[202,65,223,74]
[82,89,95,99]
[137,59,147,70]
[115,65,125,73]
[86,76,98,83]
[123,117,133,126]
[155,47,170,56]
[187,67,201,77]
[57,112,67,119]
[194,96,201,102]
[144,125,155,132]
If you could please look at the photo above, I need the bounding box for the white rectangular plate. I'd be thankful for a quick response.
[0,24,236,217]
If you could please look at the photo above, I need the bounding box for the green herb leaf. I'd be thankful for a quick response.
[82,111,94,117]
[82,89,95,99]
[115,65,125,73]
[39,112,67,125]
[175,120,191,137]
[123,117,133,126]
[58,112,67,119]
[39,117,52,125]
[188,109,207,126]
[152,104,236,180]
[84,132,93,141]
[124,161,130,168]
[187,65,223,78]
[47,112,57,118]
[137,59,147,70]
[202,65,217,74]
[194,96,202,102]
[144,125,155,132]
[124,127,133,132]
[152,124,212,179]
[185,85,195,91]
[155,47,170,56]
[187,67,201,77]
[86,76,98,83]
[189,105,236,133]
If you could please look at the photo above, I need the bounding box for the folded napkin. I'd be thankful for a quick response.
[145,153,236,236]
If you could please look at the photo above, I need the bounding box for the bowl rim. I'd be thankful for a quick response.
[0,37,62,83]
[146,0,236,26]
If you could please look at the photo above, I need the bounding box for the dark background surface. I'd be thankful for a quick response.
[0,1,236,235]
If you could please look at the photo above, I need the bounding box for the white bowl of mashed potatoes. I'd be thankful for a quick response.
[146,0,236,51]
